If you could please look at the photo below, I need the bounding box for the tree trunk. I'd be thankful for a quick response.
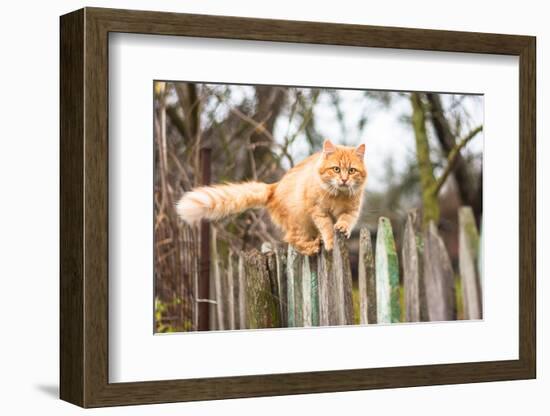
[410,93,439,227]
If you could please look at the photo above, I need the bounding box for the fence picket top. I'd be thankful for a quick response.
[458,206,482,320]
[358,227,376,324]
[261,242,273,254]
[243,249,280,328]
[375,217,401,324]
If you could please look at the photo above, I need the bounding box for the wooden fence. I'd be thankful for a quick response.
[207,206,483,330]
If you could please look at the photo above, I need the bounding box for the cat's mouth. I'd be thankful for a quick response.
[337,184,356,194]
[324,180,356,196]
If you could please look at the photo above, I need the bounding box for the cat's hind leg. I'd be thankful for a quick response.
[284,232,321,256]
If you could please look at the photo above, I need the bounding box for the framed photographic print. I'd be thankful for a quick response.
[60,7,536,408]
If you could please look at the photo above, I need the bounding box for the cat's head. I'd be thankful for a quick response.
[318,139,367,195]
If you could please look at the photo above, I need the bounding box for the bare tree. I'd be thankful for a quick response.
[426,93,483,224]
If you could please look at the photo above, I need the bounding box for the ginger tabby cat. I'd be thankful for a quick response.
[177,139,367,255]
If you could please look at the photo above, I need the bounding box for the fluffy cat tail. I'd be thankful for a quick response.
[176,181,275,225]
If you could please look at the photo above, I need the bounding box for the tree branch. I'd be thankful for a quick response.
[433,125,483,195]
[166,105,189,142]
[215,92,296,167]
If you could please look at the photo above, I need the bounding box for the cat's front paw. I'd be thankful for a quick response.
[334,220,352,238]
[322,237,334,251]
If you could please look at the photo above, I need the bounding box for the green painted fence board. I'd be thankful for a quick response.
[375,217,401,324]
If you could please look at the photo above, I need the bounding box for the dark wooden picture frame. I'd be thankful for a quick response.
[60,7,536,408]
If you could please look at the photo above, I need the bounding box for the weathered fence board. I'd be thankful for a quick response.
[210,228,224,330]
[222,266,232,330]
[227,250,236,330]
[275,246,288,327]
[243,250,280,329]
[309,257,320,326]
[237,253,246,329]
[402,213,427,322]
[300,256,320,326]
[375,217,401,323]
[423,221,456,321]
[459,207,483,320]
[302,256,313,326]
[293,256,305,327]
[263,243,284,329]
[317,247,336,325]
[333,232,354,325]
[205,207,481,331]
[286,246,300,327]
[358,227,376,324]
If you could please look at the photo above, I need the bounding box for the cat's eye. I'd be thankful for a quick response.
[333,167,340,173]
[349,168,356,174]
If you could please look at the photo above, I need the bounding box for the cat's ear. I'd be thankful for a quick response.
[323,139,336,155]
[355,143,366,158]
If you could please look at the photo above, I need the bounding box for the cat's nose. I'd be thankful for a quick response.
[341,178,348,184]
